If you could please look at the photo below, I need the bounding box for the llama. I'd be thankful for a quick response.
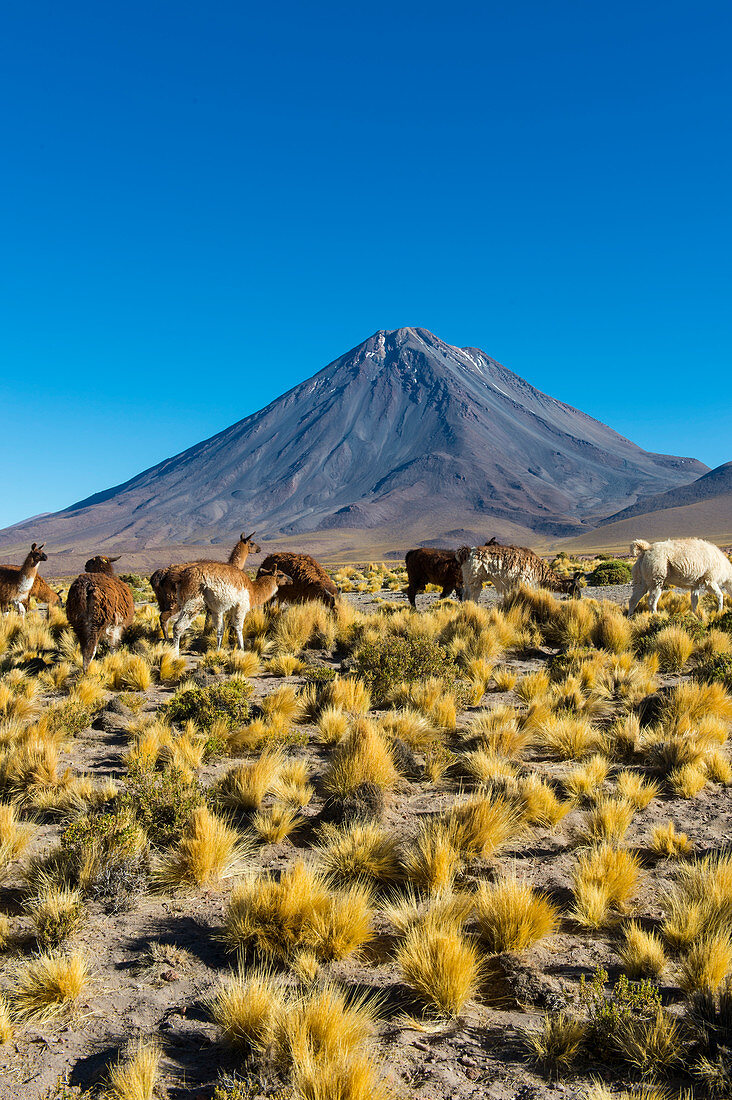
[0,543,48,615]
[150,531,261,639]
[66,556,135,671]
[257,552,339,609]
[171,562,291,653]
[629,537,732,615]
[457,544,583,601]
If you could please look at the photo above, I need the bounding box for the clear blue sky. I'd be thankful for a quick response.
[1,1,730,528]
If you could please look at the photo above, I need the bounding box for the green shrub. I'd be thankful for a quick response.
[716,611,732,635]
[694,655,732,688]
[119,763,203,846]
[167,678,252,731]
[302,666,337,684]
[354,634,456,700]
[586,560,633,586]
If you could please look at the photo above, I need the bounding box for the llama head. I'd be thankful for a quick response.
[84,555,120,575]
[29,543,48,564]
[455,546,472,565]
[240,530,262,555]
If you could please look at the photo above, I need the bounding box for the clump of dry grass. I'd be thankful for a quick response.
[381,889,473,936]
[155,806,250,890]
[662,852,732,950]
[316,706,349,745]
[0,801,36,865]
[650,821,691,858]
[668,763,708,799]
[402,821,462,896]
[156,650,187,684]
[564,755,610,802]
[571,844,641,927]
[445,793,524,860]
[539,714,602,760]
[592,608,633,654]
[223,861,373,963]
[266,654,306,677]
[396,923,482,1017]
[475,876,558,952]
[251,802,303,843]
[579,797,635,845]
[616,770,660,809]
[323,719,399,796]
[208,964,285,1052]
[324,676,372,716]
[281,982,379,1066]
[519,775,572,828]
[492,667,518,692]
[653,626,695,671]
[706,749,732,786]
[11,949,91,1021]
[315,820,401,886]
[28,887,83,947]
[0,995,12,1043]
[515,670,551,705]
[260,684,305,724]
[619,921,667,978]
[469,706,532,757]
[106,1038,161,1100]
[380,708,438,751]
[522,1012,587,1074]
[462,748,517,788]
[678,933,732,993]
[217,748,284,811]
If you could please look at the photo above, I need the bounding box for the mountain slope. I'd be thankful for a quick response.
[0,327,706,567]
[597,462,732,526]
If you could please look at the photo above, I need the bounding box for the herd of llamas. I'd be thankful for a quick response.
[1,534,731,660]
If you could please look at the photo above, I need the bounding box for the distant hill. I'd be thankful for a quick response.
[0,327,707,574]
[561,462,732,553]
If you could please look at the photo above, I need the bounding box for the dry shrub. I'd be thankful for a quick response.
[208,964,285,1052]
[106,1039,161,1100]
[315,820,401,886]
[397,923,482,1017]
[223,861,373,963]
[402,821,462,896]
[475,876,558,952]
[11,949,91,1021]
[323,719,399,796]
[619,922,667,979]
[155,806,250,890]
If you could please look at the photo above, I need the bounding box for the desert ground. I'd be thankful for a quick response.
[1,560,731,1100]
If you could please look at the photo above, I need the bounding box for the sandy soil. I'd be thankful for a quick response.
[0,583,729,1100]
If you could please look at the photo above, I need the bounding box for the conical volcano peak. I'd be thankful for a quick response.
[0,326,707,566]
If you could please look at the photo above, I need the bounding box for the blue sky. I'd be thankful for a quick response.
[1,1,730,528]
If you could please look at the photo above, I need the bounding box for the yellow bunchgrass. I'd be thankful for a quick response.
[492,667,518,692]
[445,793,524,860]
[592,608,633,654]
[290,1049,391,1100]
[402,821,462,896]
[706,749,732,785]
[515,671,551,705]
[0,994,12,1043]
[325,676,372,716]
[571,844,641,927]
[266,654,305,676]
[101,652,153,692]
[106,1038,162,1100]
[0,801,36,863]
[208,964,285,1051]
[619,921,667,978]
[315,820,401,886]
[579,797,635,845]
[274,758,313,806]
[652,626,695,671]
[29,887,83,947]
[616,771,661,809]
[469,706,532,757]
[316,706,349,745]
[650,821,691,858]
[218,747,285,811]
[260,685,305,724]
[156,650,187,684]
[155,806,250,890]
[281,982,379,1066]
[474,876,559,952]
[539,714,602,760]
[251,802,303,843]
[11,949,91,1022]
[678,933,732,993]
[379,708,438,751]
[668,763,708,799]
[564,755,610,801]
[519,775,573,828]
[662,852,732,950]
[380,889,473,936]
[661,681,732,729]
[522,1012,587,1074]
[462,749,517,788]
[223,861,373,963]
[396,923,483,1017]
[323,719,399,796]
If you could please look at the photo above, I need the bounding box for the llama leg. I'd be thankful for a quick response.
[407,583,419,608]
[690,588,703,617]
[11,599,26,617]
[211,611,225,650]
[233,607,246,649]
[708,581,725,614]
[647,585,663,614]
[159,610,172,640]
[172,600,199,654]
[107,623,124,651]
[81,634,98,673]
[628,585,646,615]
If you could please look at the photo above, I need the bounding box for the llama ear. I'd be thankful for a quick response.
[31,543,37,551]
[243,531,256,541]
[108,556,121,562]
[37,544,45,551]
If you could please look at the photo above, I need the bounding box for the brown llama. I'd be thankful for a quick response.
[0,543,48,615]
[171,562,291,653]
[66,556,135,671]
[257,552,339,609]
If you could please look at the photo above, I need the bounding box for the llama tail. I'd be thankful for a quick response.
[631,539,651,556]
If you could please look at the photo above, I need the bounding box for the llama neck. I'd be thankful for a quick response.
[17,554,40,597]
[228,543,250,569]
[255,577,278,602]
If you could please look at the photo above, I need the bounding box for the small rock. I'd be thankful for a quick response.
[162,968,179,981]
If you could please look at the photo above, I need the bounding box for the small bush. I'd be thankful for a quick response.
[587,561,633,586]
[120,763,203,846]
[354,634,456,700]
[167,678,252,731]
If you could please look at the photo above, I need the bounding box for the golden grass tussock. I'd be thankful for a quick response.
[251,802,303,843]
[11,949,91,1022]
[223,861,373,963]
[106,1039,162,1100]
[379,707,438,751]
[155,806,250,890]
[706,749,732,785]
[444,793,524,859]
[492,667,519,692]
[281,982,379,1065]
[266,653,305,676]
[260,684,305,724]
[325,676,372,716]
[678,933,732,993]
[0,995,12,1043]
[616,770,661,809]
[650,821,691,858]
[668,763,708,799]
[662,852,732,950]
[0,801,36,862]
[522,1012,587,1074]
[463,748,517,787]
[652,626,695,671]
[515,670,551,705]
[592,608,633,654]
[396,922,483,1017]
[474,875,559,952]
[323,718,399,796]
[316,705,350,745]
[571,844,641,927]
[381,889,473,936]
[218,747,284,811]
[619,921,667,978]
[519,775,573,828]
[208,964,285,1052]
[156,649,187,684]
[29,887,83,947]
[579,796,636,845]
[402,821,462,896]
[470,706,532,757]
[290,1049,392,1100]
[662,680,732,730]
[564,755,610,802]
[315,820,402,886]
[538,714,603,760]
